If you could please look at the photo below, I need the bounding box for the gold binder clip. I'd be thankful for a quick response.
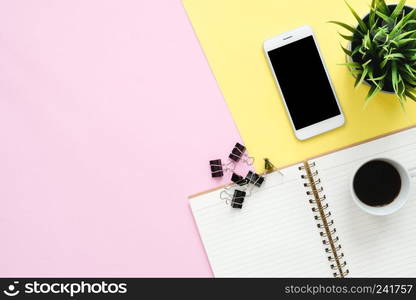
[264,158,283,175]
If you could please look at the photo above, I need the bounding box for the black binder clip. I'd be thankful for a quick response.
[220,189,246,209]
[209,159,235,178]
[245,171,265,188]
[231,172,248,186]
[229,143,254,165]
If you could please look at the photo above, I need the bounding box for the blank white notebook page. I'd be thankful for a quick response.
[315,127,416,277]
[190,164,331,277]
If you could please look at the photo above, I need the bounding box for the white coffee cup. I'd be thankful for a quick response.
[350,158,414,216]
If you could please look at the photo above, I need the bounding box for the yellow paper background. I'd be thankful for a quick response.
[183,0,416,171]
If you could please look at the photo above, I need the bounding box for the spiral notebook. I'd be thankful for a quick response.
[190,126,416,277]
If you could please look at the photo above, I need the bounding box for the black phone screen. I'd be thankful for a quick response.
[267,36,341,130]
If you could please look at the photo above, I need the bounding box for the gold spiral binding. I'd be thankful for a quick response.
[335,270,350,277]
[317,220,333,228]
[312,203,328,211]
[309,195,326,204]
[301,161,349,278]
[320,228,336,237]
[328,252,343,262]
[304,178,321,187]
[301,170,318,179]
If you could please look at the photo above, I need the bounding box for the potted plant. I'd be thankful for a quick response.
[330,0,416,108]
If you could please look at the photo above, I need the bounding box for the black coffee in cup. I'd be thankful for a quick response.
[353,160,402,207]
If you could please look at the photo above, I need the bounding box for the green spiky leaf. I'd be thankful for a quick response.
[340,44,353,56]
[375,0,389,15]
[405,90,416,101]
[391,0,406,20]
[369,0,377,27]
[345,1,368,32]
[328,21,362,36]
[355,61,370,87]
[364,84,381,108]
[338,32,354,41]
[372,8,390,22]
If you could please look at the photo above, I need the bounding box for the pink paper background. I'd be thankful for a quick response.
[0,0,245,276]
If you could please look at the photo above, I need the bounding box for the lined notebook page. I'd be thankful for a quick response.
[314,127,416,277]
[190,164,331,277]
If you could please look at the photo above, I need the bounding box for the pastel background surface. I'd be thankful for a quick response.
[183,0,416,171]
[0,0,246,276]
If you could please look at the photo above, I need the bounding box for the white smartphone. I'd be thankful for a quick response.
[264,25,345,140]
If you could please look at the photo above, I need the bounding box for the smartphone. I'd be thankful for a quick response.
[264,25,345,140]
